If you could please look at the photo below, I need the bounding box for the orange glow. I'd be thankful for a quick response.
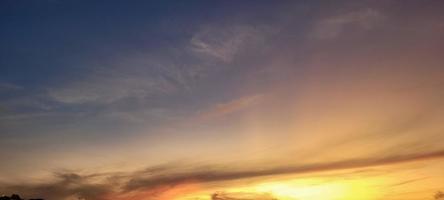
[174,172,387,200]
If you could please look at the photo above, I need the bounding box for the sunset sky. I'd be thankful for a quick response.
[1,1,444,200]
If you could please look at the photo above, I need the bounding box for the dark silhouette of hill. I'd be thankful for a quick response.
[0,194,43,200]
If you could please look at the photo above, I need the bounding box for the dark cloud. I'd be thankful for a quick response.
[389,177,429,187]
[124,149,444,192]
[2,172,111,200]
[2,149,444,199]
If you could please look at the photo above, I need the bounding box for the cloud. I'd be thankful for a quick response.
[388,177,429,187]
[46,50,212,105]
[48,69,177,104]
[0,82,23,92]
[123,149,444,192]
[312,8,384,39]
[48,26,272,105]
[3,149,444,200]
[435,191,444,200]
[196,94,263,121]
[2,172,112,200]
[190,25,270,63]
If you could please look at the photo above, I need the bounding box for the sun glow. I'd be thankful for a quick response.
[177,173,388,200]
[252,177,384,200]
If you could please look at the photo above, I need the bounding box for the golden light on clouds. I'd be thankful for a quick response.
[167,158,444,200]
[173,170,388,200]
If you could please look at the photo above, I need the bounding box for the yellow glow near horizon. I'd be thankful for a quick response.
[176,173,388,200]
[253,177,384,200]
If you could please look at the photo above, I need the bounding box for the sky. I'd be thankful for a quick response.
[1,0,444,199]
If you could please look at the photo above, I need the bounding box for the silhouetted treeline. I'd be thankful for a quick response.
[0,194,43,200]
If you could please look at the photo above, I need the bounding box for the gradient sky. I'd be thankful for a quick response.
[1,1,444,200]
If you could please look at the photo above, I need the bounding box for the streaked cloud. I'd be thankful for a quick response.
[2,172,111,200]
[48,62,179,104]
[190,25,271,63]
[0,82,23,91]
[312,8,384,39]
[196,94,263,121]
[4,148,443,199]
[122,149,444,192]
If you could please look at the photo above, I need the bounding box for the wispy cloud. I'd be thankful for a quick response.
[312,8,384,39]
[0,82,23,91]
[122,149,444,192]
[2,172,112,200]
[4,148,443,199]
[48,66,178,105]
[388,177,429,187]
[190,25,271,63]
[196,94,263,121]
